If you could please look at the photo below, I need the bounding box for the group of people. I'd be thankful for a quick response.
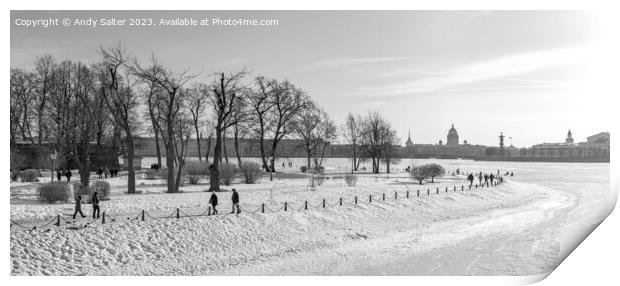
[466,171,504,187]
[73,192,101,220]
[96,167,119,179]
[208,188,241,215]
[56,169,72,182]
[149,163,160,170]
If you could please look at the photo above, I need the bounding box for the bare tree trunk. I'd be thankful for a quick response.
[222,127,229,164]
[204,136,211,164]
[234,124,242,167]
[126,134,135,194]
[154,129,162,167]
[209,125,222,191]
[195,124,202,161]
[166,122,176,193]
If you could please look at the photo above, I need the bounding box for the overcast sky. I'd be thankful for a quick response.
[11,10,609,147]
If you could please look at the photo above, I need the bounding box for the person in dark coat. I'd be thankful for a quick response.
[489,174,495,185]
[209,191,218,214]
[467,173,474,187]
[73,195,86,219]
[91,192,101,219]
[56,170,62,181]
[484,174,489,186]
[65,170,72,182]
[231,188,240,214]
[97,167,103,179]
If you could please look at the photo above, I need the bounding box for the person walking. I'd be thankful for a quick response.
[209,191,218,215]
[477,172,483,186]
[104,167,110,179]
[467,173,474,187]
[56,169,62,182]
[484,174,489,186]
[490,174,495,185]
[231,188,240,214]
[97,167,103,179]
[73,195,87,219]
[65,169,72,182]
[91,192,101,219]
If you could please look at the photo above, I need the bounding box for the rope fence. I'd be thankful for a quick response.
[10,178,505,232]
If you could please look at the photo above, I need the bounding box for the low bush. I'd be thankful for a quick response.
[142,169,158,180]
[37,182,71,203]
[90,180,111,201]
[313,166,325,174]
[219,163,238,186]
[72,181,111,203]
[344,173,358,187]
[25,169,42,177]
[21,169,40,182]
[300,165,308,173]
[184,161,209,184]
[240,161,263,184]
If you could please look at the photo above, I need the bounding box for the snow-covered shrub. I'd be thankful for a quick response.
[37,182,70,203]
[409,165,431,185]
[157,168,169,179]
[300,165,308,173]
[344,173,358,187]
[90,180,111,201]
[425,163,445,183]
[309,174,326,187]
[185,161,209,184]
[21,169,40,182]
[240,161,263,184]
[219,163,238,186]
[143,169,158,180]
[312,166,325,174]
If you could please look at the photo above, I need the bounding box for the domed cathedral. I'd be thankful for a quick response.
[447,124,459,146]
[565,129,574,144]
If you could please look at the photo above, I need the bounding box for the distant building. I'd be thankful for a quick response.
[515,130,609,162]
[405,130,414,147]
[447,124,459,146]
[565,130,574,144]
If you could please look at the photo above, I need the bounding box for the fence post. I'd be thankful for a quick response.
[305,201,308,210]
[417,190,420,197]
[176,208,180,219]
[102,212,106,224]
[323,199,326,208]
[382,193,385,201]
[436,188,439,194]
[261,203,265,213]
[395,192,398,199]
[284,202,288,211]
[355,196,358,204]
[141,210,145,221]
[454,186,456,192]
[445,187,448,193]
[208,206,212,216]
[56,214,61,227]
[339,198,343,206]
[427,189,430,196]
[369,195,372,203]
[462,185,464,191]
[406,191,409,198]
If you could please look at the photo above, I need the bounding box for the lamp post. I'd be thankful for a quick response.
[49,148,57,182]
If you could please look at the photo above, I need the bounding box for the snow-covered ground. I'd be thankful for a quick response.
[10,160,612,276]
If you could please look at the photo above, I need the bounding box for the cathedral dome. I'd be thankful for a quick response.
[447,124,459,146]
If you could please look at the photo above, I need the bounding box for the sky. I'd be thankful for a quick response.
[10,10,611,147]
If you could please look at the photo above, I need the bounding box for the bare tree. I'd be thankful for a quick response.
[342,112,362,173]
[248,77,276,171]
[99,44,141,194]
[295,101,336,169]
[187,84,207,161]
[265,80,308,172]
[132,55,195,193]
[359,111,395,174]
[206,71,248,191]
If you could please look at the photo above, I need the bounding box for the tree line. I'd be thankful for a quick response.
[10,44,400,193]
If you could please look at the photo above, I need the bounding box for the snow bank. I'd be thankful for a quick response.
[10,179,544,275]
